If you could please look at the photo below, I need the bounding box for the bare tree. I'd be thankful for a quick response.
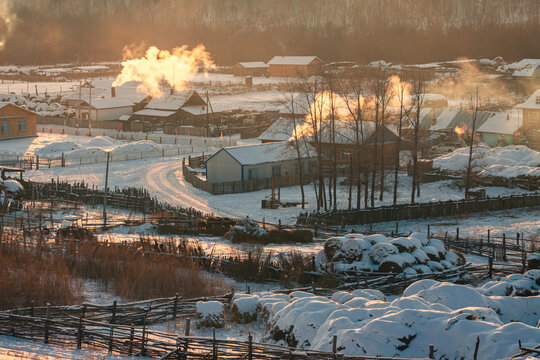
[338,69,366,210]
[464,88,480,199]
[410,70,426,204]
[280,82,306,208]
[392,78,413,205]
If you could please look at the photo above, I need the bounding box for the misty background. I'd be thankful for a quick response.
[0,0,539,65]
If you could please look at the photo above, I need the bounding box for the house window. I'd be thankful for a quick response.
[18,119,26,131]
[536,96,540,105]
[1,121,8,133]
[247,168,258,180]
[82,112,89,120]
[529,112,539,123]
[341,151,351,161]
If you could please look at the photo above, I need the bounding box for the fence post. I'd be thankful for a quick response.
[128,326,134,355]
[183,318,191,359]
[30,300,34,317]
[429,344,435,359]
[77,316,83,349]
[108,325,114,353]
[502,234,507,262]
[488,256,493,278]
[427,224,430,239]
[111,300,117,324]
[44,303,50,344]
[212,328,217,360]
[36,155,39,170]
[248,334,253,360]
[173,293,179,321]
[332,335,337,360]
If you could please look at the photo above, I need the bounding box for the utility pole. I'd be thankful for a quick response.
[206,90,210,137]
[103,152,110,229]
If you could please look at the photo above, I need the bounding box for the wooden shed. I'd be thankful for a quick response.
[232,62,269,77]
[267,56,325,77]
[0,102,37,140]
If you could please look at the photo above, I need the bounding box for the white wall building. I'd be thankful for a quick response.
[205,141,315,184]
[74,98,134,121]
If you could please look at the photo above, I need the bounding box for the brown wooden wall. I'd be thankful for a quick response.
[0,104,37,139]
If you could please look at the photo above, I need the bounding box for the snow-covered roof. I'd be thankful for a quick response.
[146,90,200,111]
[0,102,38,116]
[118,115,131,121]
[78,98,134,110]
[268,56,323,66]
[258,118,303,142]
[515,89,540,110]
[512,63,540,78]
[236,62,269,68]
[181,105,207,116]
[301,120,397,145]
[430,108,492,132]
[132,109,176,117]
[211,141,315,166]
[0,103,8,110]
[430,108,460,131]
[477,110,522,135]
[65,82,149,104]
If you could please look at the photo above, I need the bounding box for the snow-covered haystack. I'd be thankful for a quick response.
[479,270,540,296]
[111,140,160,154]
[316,233,464,275]
[0,93,70,117]
[195,301,224,328]
[35,141,81,156]
[3,179,24,194]
[225,218,268,243]
[263,280,540,359]
[433,145,540,179]
[231,294,260,323]
[64,147,107,159]
[85,136,117,149]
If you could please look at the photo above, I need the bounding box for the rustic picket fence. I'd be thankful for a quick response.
[297,193,540,226]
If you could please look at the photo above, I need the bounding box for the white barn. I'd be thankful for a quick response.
[74,98,134,121]
[205,141,315,184]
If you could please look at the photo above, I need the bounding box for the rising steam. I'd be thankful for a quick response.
[0,0,16,52]
[113,45,215,97]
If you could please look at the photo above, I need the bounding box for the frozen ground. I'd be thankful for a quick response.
[0,336,145,359]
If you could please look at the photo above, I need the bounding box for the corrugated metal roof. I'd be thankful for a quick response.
[210,141,315,166]
[146,90,196,111]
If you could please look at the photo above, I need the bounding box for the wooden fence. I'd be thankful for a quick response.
[0,312,432,359]
[297,193,540,226]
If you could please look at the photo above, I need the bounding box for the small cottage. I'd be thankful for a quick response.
[0,103,37,140]
[232,62,269,77]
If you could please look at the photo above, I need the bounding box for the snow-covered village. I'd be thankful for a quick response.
[0,1,539,359]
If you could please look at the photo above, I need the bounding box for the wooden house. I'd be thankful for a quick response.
[267,56,325,77]
[232,62,269,77]
[515,89,540,148]
[0,103,37,140]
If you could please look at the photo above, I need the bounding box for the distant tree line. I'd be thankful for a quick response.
[1,0,539,64]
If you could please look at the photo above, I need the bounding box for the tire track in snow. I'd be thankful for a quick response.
[144,160,238,218]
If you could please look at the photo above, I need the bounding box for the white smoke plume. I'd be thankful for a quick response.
[0,0,16,52]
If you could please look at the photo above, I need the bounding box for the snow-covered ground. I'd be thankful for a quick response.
[0,335,145,359]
